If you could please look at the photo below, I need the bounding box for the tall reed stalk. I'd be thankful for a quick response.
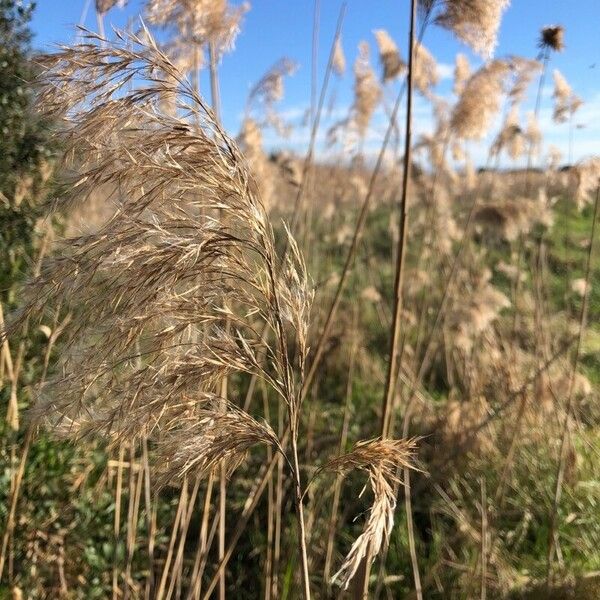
[376,2,422,599]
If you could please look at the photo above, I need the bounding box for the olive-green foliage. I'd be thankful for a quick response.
[0,0,52,307]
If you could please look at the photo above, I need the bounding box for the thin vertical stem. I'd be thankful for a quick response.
[0,426,33,580]
[354,2,419,598]
[480,478,487,600]
[272,400,285,598]
[124,444,143,599]
[142,438,156,600]
[218,478,226,597]
[310,0,320,126]
[192,46,201,97]
[112,444,126,600]
[76,0,92,43]
[290,435,312,600]
[380,0,416,440]
[262,383,274,600]
[96,9,106,40]
[401,418,422,600]
[382,3,422,600]
[208,38,227,600]
[323,310,357,589]
[156,482,188,600]
[187,475,215,600]
[208,42,221,124]
[166,479,201,600]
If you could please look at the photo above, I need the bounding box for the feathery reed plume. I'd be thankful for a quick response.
[508,57,541,105]
[237,117,274,208]
[332,36,346,76]
[474,194,552,243]
[155,397,281,483]
[422,186,460,253]
[547,145,562,171]
[5,26,318,597]
[145,0,248,71]
[450,59,511,139]
[539,25,565,52]
[14,27,313,463]
[451,140,465,161]
[249,58,297,106]
[351,41,382,138]
[373,29,406,83]
[247,58,297,134]
[360,285,382,304]
[525,111,542,157]
[415,97,457,181]
[413,40,439,96]
[453,53,471,96]
[572,158,600,210]
[448,274,510,353]
[552,69,583,123]
[423,0,510,57]
[318,438,418,589]
[490,104,524,160]
[464,156,477,190]
[571,278,589,298]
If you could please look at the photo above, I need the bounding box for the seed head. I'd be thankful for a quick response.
[450,60,511,140]
[321,438,419,589]
[539,25,565,52]
[552,69,583,123]
[453,53,471,96]
[352,41,382,138]
[333,36,346,76]
[413,41,439,97]
[432,0,511,58]
[96,0,125,13]
[373,29,406,83]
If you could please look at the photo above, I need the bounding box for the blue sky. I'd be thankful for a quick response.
[30,1,600,165]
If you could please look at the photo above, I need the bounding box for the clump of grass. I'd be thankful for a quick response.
[2,26,420,599]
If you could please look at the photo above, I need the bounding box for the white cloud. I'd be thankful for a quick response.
[437,62,454,81]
